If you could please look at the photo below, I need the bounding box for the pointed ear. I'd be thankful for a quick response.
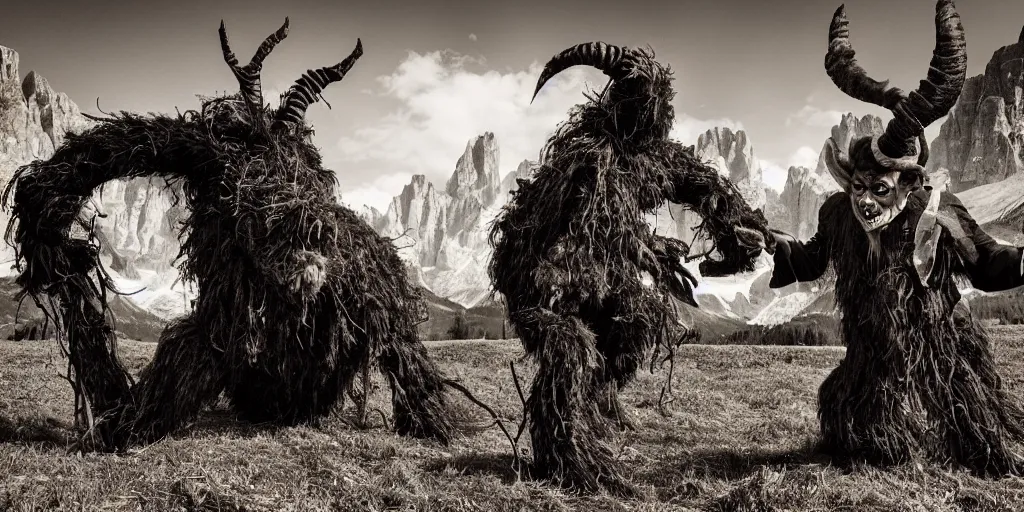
[822,137,853,190]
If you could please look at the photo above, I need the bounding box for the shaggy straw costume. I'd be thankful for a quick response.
[488,43,774,494]
[770,0,1024,475]
[2,19,459,450]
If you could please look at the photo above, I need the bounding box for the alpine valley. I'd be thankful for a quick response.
[1,26,1023,341]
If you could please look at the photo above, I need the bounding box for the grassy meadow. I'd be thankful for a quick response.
[2,328,1024,510]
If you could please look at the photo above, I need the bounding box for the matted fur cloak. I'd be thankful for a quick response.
[772,187,1024,475]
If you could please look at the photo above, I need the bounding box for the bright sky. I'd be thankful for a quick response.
[4,0,1021,212]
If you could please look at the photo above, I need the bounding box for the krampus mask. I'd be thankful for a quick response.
[821,1,966,233]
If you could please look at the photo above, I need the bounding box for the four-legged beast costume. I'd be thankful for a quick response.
[488,42,773,494]
[769,0,1024,475]
[2,19,459,450]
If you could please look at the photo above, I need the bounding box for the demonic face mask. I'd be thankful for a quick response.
[823,135,924,234]
[849,170,909,232]
[819,0,967,235]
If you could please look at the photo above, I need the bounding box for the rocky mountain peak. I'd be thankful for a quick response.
[1,49,93,174]
[821,113,884,171]
[927,34,1024,192]
[0,45,186,313]
[0,46,17,82]
[697,127,761,184]
[696,127,765,209]
[373,133,540,306]
[445,131,500,204]
[498,159,534,200]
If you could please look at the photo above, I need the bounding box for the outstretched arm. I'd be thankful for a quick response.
[768,230,831,289]
[662,145,773,276]
[938,193,1024,292]
[766,192,845,289]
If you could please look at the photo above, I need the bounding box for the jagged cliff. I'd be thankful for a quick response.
[0,45,187,323]
[697,127,766,210]
[0,47,93,267]
[370,133,531,306]
[928,29,1024,192]
[644,127,771,249]
[373,128,776,309]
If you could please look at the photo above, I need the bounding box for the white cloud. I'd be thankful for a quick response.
[669,116,745,147]
[339,173,413,213]
[336,50,607,212]
[787,145,820,170]
[469,33,478,41]
[758,159,788,193]
[786,105,844,129]
[336,50,748,211]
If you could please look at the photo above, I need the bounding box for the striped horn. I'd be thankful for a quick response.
[532,42,629,102]
[876,0,966,159]
[219,18,290,111]
[825,5,905,110]
[825,1,967,161]
[274,38,363,129]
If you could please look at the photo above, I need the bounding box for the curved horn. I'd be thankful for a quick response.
[870,132,929,170]
[917,132,929,166]
[877,0,966,159]
[531,42,628,102]
[219,18,290,110]
[274,38,364,128]
[825,5,905,110]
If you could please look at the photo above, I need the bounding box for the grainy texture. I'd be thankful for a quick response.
[0,24,459,451]
[3,334,1024,511]
[488,43,773,495]
[812,190,1024,475]
[807,0,1024,477]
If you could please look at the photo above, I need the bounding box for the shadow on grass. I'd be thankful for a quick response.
[184,407,292,439]
[422,452,533,485]
[640,440,833,484]
[0,414,74,448]
[0,407,287,453]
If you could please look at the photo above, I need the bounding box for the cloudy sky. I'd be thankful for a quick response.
[4,0,1022,211]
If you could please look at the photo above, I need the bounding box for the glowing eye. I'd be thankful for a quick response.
[870,183,891,196]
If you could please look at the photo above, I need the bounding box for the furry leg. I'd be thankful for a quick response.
[920,314,1024,476]
[59,283,134,449]
[592,295,662,432]
[817,355,921,466]
[513,307,638,497]
[593,319,648,432]
[596,381,636,433]
[114,315,225,448]
[376,329,459,444]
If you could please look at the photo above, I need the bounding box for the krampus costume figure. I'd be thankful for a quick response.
[488,43,774,494]
[2,19,459,450]
[769,0,1024,475]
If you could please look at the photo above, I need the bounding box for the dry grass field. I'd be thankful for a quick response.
[3,328,1024,511]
